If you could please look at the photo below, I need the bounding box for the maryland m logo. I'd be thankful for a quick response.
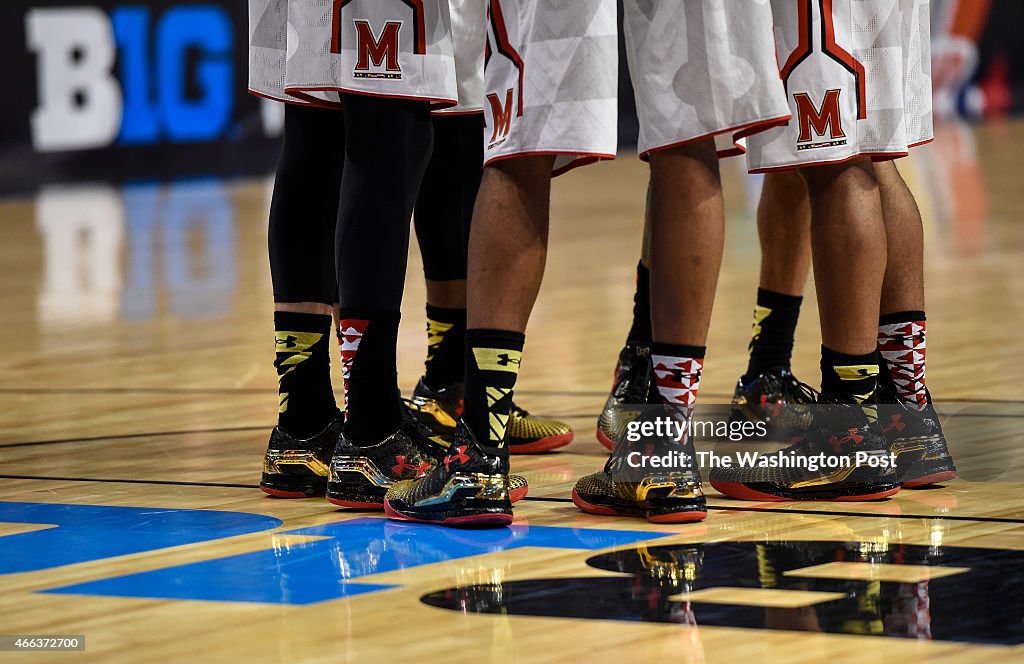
[793,89,847,150]
[486,88,515,148]
[352,20,402,79]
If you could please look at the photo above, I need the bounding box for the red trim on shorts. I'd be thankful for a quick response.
[432,108,485,116]
[821,0,867,119]
[249,88,343,110]
[751,140,931,173]
[330,0,353,54]
[488,0,525,117]
[399,0,428,54]
[780,0,813,88]
[749,152,866,174]
[483,150,616,178]
[870,151,910,162]
[638,115,792,162]
[284,85,457,110]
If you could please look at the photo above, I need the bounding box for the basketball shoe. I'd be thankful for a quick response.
[407,377,573,453]
[730,368,816,436]
[596,344,656,450]
[710,396,901,501]
[575,405,707,523]
[876,378,957,487]
[260,416,344,498]
[328,414,528,508]
[384,420,513,527]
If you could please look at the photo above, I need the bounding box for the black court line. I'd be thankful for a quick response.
[3,475,1023,526]
[0,425,270,449]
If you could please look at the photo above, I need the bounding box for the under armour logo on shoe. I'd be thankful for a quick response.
[883,414,906,433]
[829,428,864,454]
[758,394,783,418]
[393,455,430,478]
[443,445,470,471]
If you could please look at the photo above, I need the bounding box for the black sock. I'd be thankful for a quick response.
[424,304,467,389]
[820,345,879,404]
[274,311,338,438]
[626,261,652,346]
[337,310,404,445]
[463,329,525,457]
[743,288,802,382]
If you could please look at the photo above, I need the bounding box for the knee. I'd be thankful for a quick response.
[343,95,433,165]
[798,156,878,196]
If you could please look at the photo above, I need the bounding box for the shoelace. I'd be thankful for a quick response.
[399,401,451,454]
[615,353,653,403]
[775,372,819,404]
[510,402,531,419]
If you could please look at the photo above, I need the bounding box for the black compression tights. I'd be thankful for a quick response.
[414,113,484,281]
[268,104,345,305]
[335,94,434,311]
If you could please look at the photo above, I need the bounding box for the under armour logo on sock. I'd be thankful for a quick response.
[496,353,521,367]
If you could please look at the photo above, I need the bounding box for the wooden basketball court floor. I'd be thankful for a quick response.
[1,119,1023,662]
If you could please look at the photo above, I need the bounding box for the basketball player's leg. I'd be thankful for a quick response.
[333,94,434,447]
[384,0,617,526]
[583,0,789,521]
[260,104,346,498]
[873,159,956,484]
[414,114,478,393]
[411,114,575,452]
[711,0,904,501]
[802,158,887,377]
[731,172,815,428]
[876,161,924,316]
[875,160,927,408]
[758,172,812,298]
[324,94,454,509]
[646,141,723,349]
[594,191,654,449]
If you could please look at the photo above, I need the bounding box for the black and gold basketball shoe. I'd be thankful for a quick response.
[384,420,513,527]
[327,415,528,509]
[326,420,443,509]
[876,380,957,487]
[407,378,573,454]
[710,397,901,501]
[575,406,707,523]
[260,416,344,498]
[596,344,656,450]
[730,368,816,436]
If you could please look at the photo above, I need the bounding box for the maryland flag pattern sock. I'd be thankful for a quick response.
[651,343,706,418]
[878,311,928,410]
